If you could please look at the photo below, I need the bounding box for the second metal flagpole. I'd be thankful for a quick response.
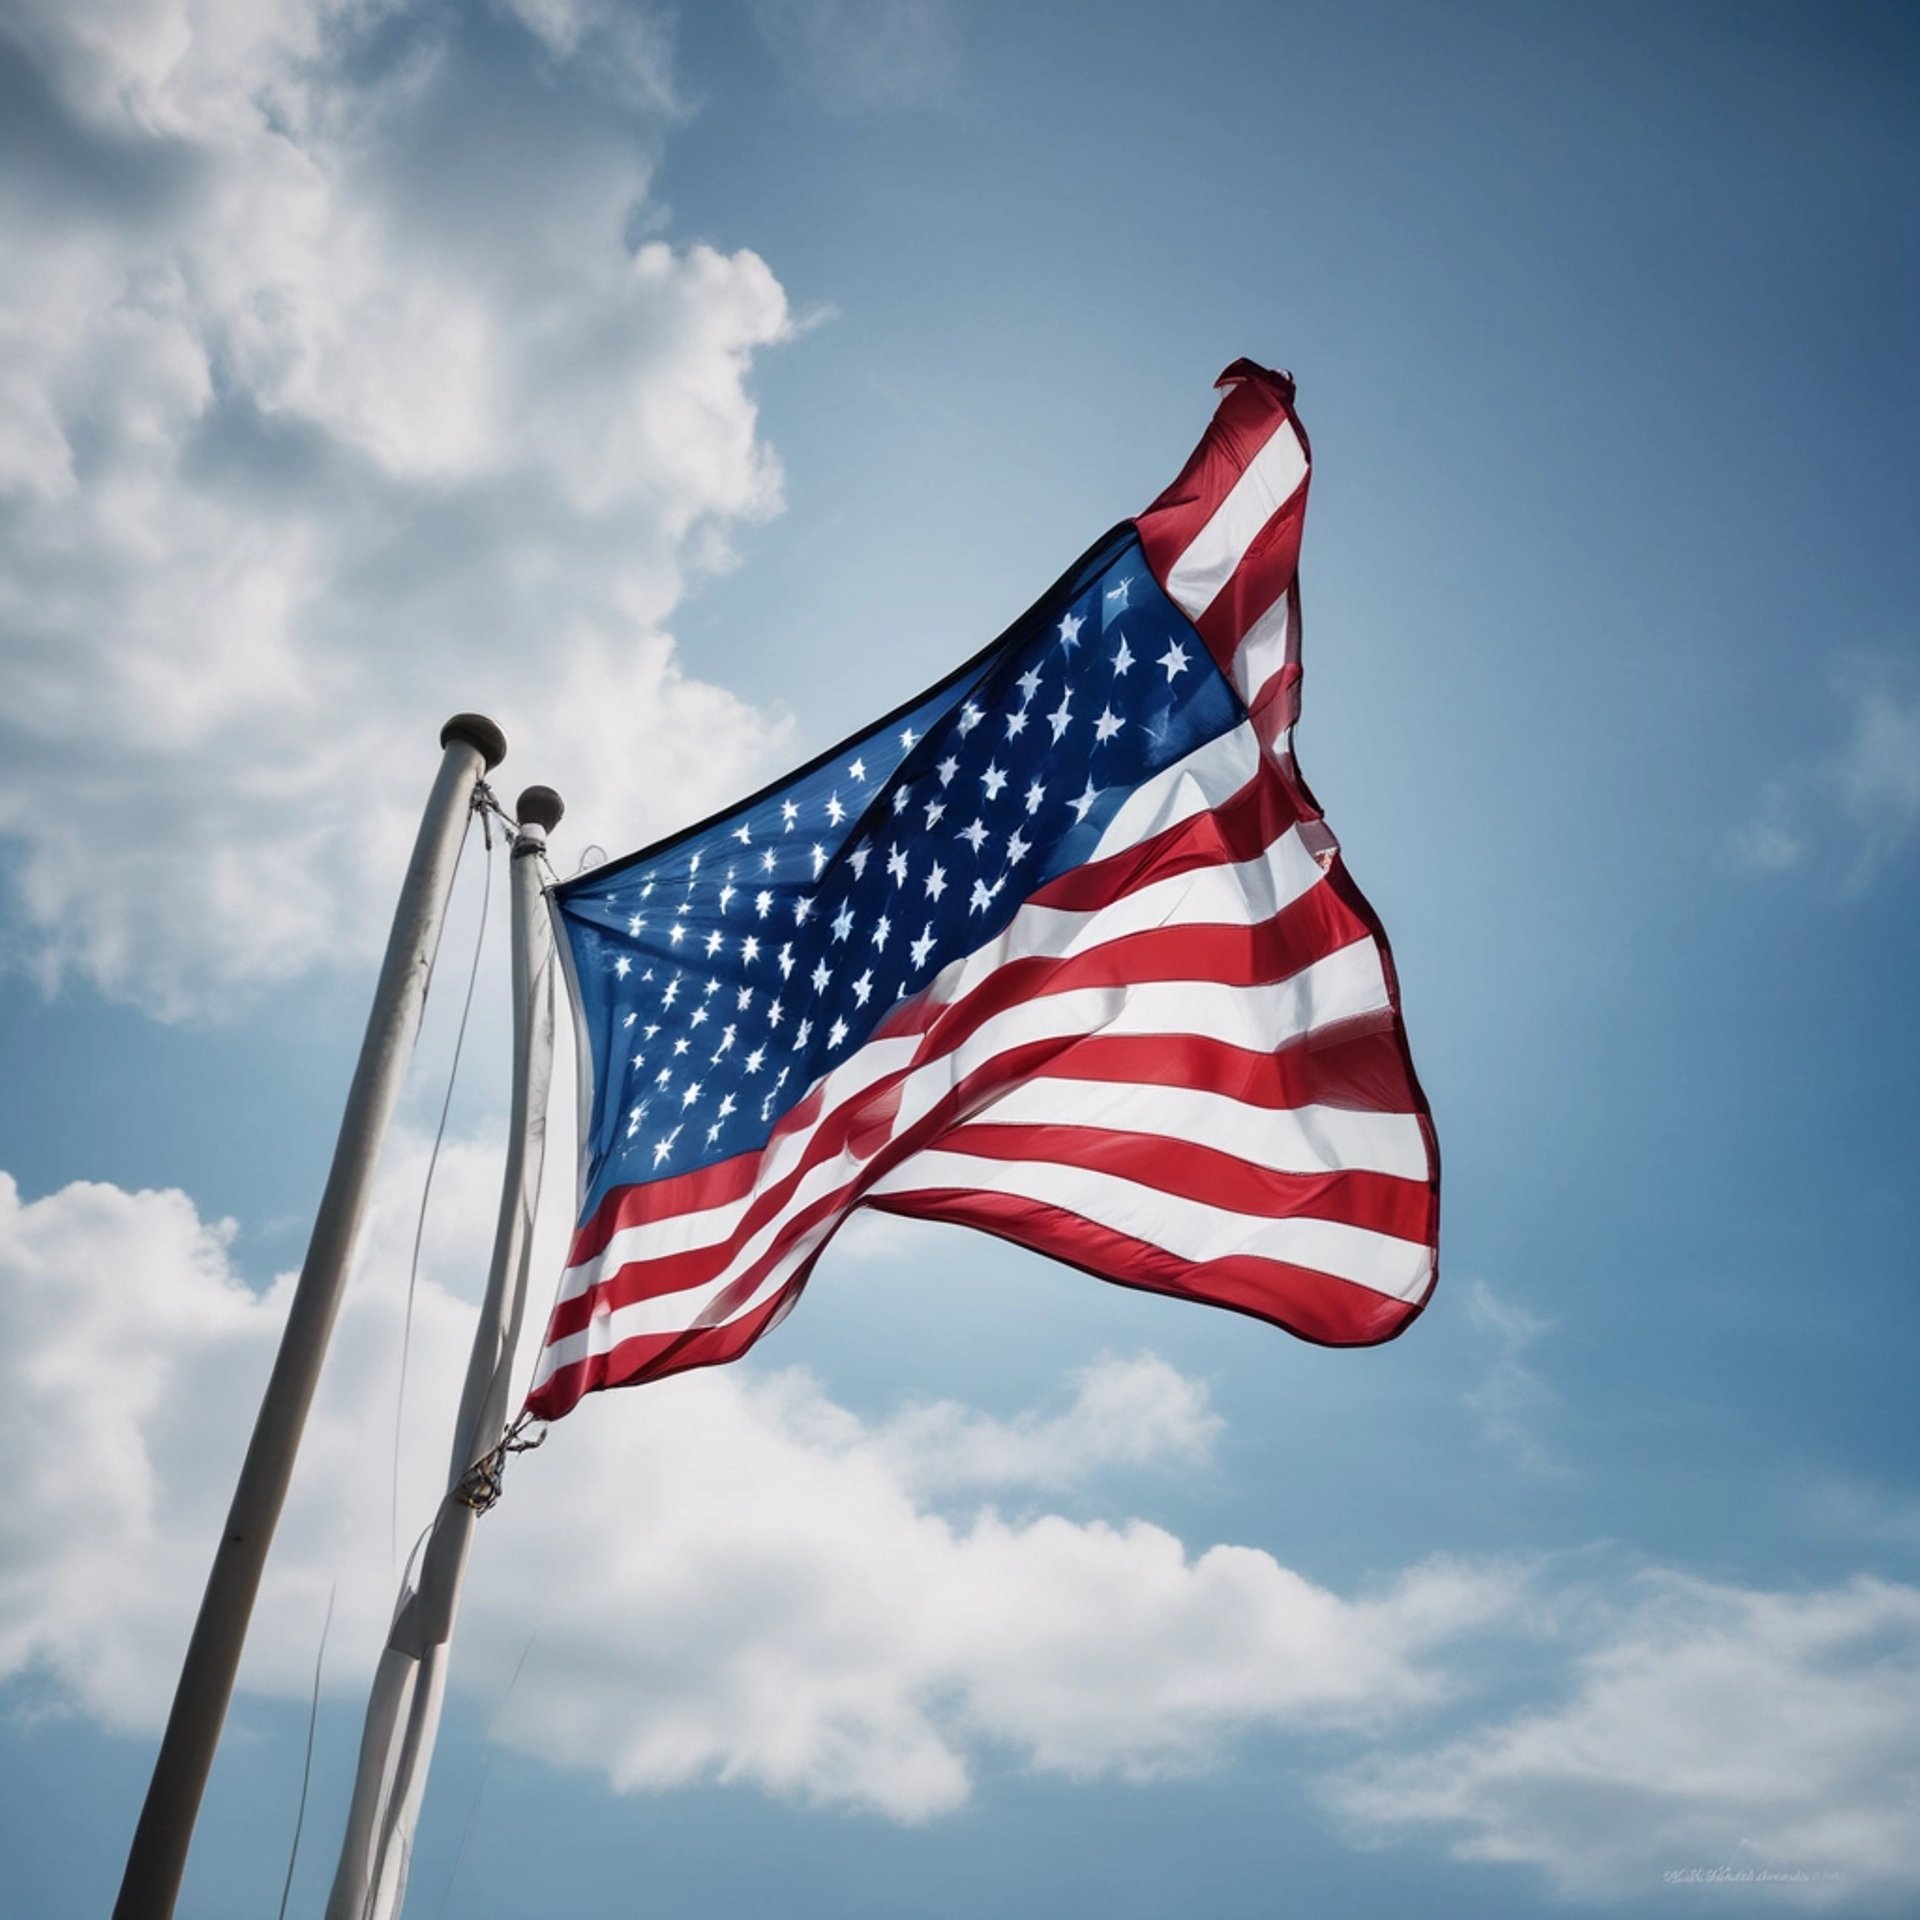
[114,714,508,1920]
[326,784,563,1920]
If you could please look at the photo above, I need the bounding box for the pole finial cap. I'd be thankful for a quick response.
[441,713,508,770]
[516,785,564,833]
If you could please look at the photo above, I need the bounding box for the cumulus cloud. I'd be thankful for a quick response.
[0,1153,1518,1823]
[1732,666,1920,890]
[1329,1570,1920,1908]
[0,0,794,1015]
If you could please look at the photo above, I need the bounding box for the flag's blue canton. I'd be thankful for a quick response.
[555,526,1240,1222]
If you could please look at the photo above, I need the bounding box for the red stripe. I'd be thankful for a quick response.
[527,1275,805,1421]
[1025,760,1301,918]
[932,1123,1436,1245]
[1193,500,1305,670]
[1133,360,1305,593]
[866,1185,1424,1349]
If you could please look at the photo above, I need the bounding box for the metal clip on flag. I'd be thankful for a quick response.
[530,360,1439,1422]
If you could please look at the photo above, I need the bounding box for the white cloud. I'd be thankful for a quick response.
[1732,667,1920,889]
[1329,1570,1920,1907]
[0,1154,1518,1823]
[0,0,795,1016]
[10,1156,1916,1878]
[875,1349,1223,1494]
[1462,1278,1557,1474]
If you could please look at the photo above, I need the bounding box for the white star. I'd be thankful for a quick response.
[893,785,913,814]
[1112,636,1134,675]
[630,1052,646,1071]
[848,844,871,879]
[613,955,632,979]
[662,978,681,1007]
[810,959,832,994]
[705,1123,721,1146]
[778,943,794,978]
[1107,576,1132,609]
[705,976,720,996]
[717,1094,737,1119]
[937,756,959,787]
[736,985,753,1010]
[680,1081,702,1109]
[909,924,936,967]
[1070,779,1098,823]
[810,845,827,880]
[899,726,920,749]
[767,998,784,1027]
[849,757,867,782]
[828,1017,848,1049]
[644,1022,660,1040]
[733,822,752,845]
[923,799,946,828]
[704,930,724,957]
[626,914,645,935]
[958,818,988,853]
[672,1036,690,1058]
[1048,692,1073,741]
[622,1012,637,1029]
[741,935,760,964]
[1006,827,1031,864]
[1005,707,1029,739]
[1017,667,1042,704]
[982,763,1009,800]
[826,793,846,826]
[755,889,773,918]
[1094,706,1124,743]
[852,970,873,1006]
[688,852,701,878]
[792,1017,812,1050]
[925,862,947,900]
[968,876,1001,914]
[794,896,814,924]
[831,905,854,942]
[781,799,798,830]
[887,845,909,885]
[655,1067,672,1088]
[689,1006,709,1029]
[958,702,984,734]
[871,913,891,951]
[744,1047,765,1074]
[1157,639,1191,681]
[1058,608,1084,650]
[717,882,736,913]
[714,1024,736,1057]
[652,1127,680,1167]
[1024,779,1045,814]
[761,847,777,873]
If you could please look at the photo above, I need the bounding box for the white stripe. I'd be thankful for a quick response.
[1162,419,1308,622]
[1230,589,1293,709]
[867,1150,1432,1304]
[1089,723,1259,863]
[959,1079,1429,1180]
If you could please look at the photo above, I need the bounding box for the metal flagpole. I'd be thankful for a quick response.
[326,784,563,1920]
[114,715,509,1920]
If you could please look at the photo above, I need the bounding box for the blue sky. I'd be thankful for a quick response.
[1,2,1916,1915]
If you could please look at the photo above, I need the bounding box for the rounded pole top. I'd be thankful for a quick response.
[441,713,508,770]
[516,785,565,833]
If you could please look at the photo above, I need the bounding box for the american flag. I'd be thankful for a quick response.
[527,361,1438,1421]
